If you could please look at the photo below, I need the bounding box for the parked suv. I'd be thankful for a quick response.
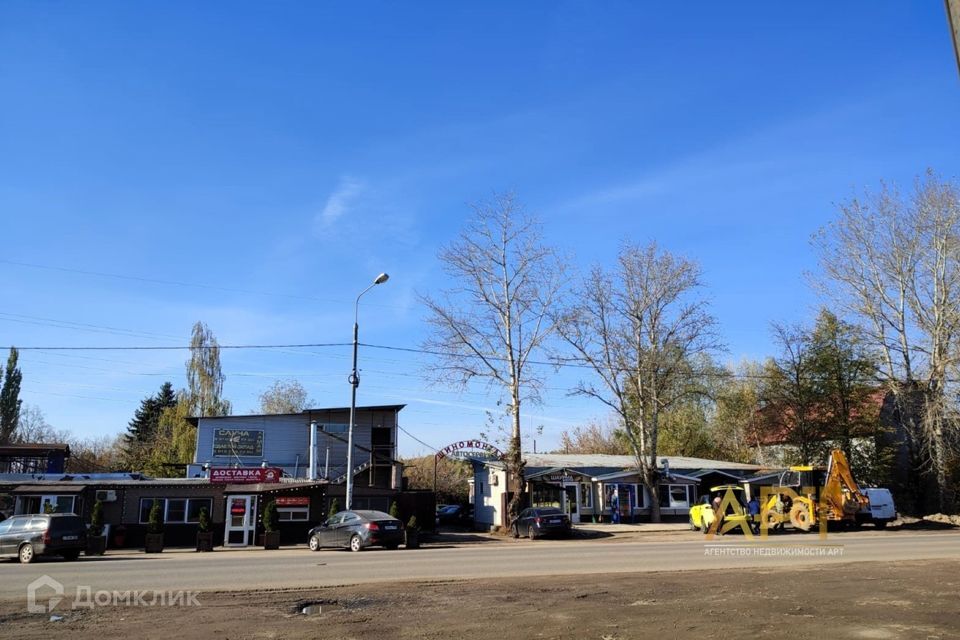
[0,514,87,563]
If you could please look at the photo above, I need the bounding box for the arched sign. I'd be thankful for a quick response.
[435,439,504,461]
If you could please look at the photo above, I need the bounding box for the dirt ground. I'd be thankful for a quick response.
[1,559,958,640]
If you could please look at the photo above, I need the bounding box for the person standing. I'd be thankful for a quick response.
[747,495,761,534]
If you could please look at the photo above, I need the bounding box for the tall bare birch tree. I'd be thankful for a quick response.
[421,193,564,522]
[556,242,721,522]
[814,172,960,512]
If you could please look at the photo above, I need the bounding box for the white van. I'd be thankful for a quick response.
[859,488,897,528]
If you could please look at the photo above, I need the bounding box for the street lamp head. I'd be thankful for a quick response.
[374,273,390,285]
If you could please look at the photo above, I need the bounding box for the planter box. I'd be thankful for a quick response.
[263,531,281,550]
[144,533,164,553]
[196,532,214,552]
[405,530,420,549]
[86,535,107,556]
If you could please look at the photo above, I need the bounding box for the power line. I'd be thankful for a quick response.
[16,342,351,351]
[0,258,401,309]
[397,424,439,453]
[10,339,909,383]
[0,258,334,303]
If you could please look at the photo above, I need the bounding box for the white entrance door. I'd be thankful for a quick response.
[562,484,580,524]
[224,495,257,546]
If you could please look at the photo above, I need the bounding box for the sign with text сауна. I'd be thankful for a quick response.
[213,429,264,457]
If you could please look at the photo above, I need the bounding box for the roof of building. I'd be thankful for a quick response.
[223,480,327,493]
[187,405,406,425]
[0,473,144,483]
[591,470,701,483]
[520,453,761,472]
[0,443,71,455]
[12,483,87,494]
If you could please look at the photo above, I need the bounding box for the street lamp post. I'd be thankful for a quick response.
[346,272,389,510]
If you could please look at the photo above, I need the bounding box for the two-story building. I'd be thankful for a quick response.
[0,405,435,548]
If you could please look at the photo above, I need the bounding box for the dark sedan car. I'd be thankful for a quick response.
[510,507,572,540]
[0,513,87,563]
[437,504,474,527]
[307,510,404,552]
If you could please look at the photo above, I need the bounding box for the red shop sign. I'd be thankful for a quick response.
[275,496,309,507]
[230,499,246,515]
[210,467,282,484]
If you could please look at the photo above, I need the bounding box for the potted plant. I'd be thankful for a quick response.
[262,500,281,550]
[86,499,107,556]
[405,515,420,549]
[195,506,214,552]
[144,499,164,553]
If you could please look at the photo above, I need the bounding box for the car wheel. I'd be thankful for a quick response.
[19,544,35,564]
[308,534,321,552]
[349,534,363,552]
[511,525,519,539]
[700,518,710,535]
[689,516,698,531]
[528,528,538,541]
[62,550,80,561]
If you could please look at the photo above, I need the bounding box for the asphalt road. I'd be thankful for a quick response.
[1,530,957,602]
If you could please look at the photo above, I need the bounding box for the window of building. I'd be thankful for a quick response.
[167,499,187,523]
[603,483,639,511]
[16,495,76,515]
[322,423,349,434]
[278,506,309,521]
[140,498,165,524]
[659,484,693,508]
[187,499,212,523]
[531,484,562,508]
[139,498,214,524]
[579,483,593,509]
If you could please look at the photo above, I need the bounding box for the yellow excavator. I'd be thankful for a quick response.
[760,449,869,532]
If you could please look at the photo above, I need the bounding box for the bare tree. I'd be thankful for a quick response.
[402,455,472,504]
[420,193,565,522]
[556,242,721,522]
[814,172,960,511]
[558,418,627,455]
[258,379,312,414]
[758,323,823,465]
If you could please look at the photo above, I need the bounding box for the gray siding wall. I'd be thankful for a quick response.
[193,409,397,480]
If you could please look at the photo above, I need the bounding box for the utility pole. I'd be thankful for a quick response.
[948,0,960,78]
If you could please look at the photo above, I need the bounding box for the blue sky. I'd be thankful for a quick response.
[1,3,958,456]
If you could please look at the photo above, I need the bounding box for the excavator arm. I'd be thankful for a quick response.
[820,449,869,520]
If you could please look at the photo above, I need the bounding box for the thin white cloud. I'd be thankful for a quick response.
[315,176,364,230]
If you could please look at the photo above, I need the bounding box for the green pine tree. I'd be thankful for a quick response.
[123,382,177,469]
[0,347,22,445]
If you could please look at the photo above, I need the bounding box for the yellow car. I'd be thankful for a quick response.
[688,485,752,535]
